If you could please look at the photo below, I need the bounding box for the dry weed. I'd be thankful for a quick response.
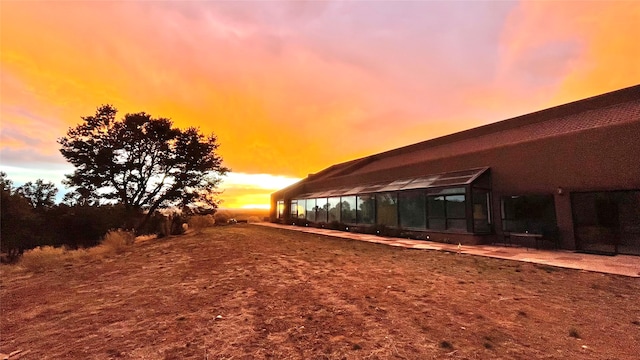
[134,234,157,244]
[101,229,135,254]
[214,210,232,225]
[18,246,67,273]
[188,215,215,232]
[15,230,136,273]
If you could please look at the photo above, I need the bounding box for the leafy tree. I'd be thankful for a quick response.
[1,172,39,261]
[16,179,58,210]
[61,187,98,207]
[1,171,13,192]
[58,105,229,230]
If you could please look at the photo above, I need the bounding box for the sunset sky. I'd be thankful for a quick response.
[1,1,639,209]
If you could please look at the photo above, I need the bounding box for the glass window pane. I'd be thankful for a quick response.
[305,198,316,222]
[427,187,466,196]
[357,194,375,225]
[341,196,356,224]
[328,197,341,223]
[446,194,466,219]
[473,190,491,233]
[277,200,284,219]
[399,191,426,229]
[501,195,556,233]
[429,218,446,230]
[316,198,328,223]
[296,199,306,219]
[447,219,467,230]
[428,196,445,218]
[376,193,398,227]
[290,200,298,218]
[377,179,414,192]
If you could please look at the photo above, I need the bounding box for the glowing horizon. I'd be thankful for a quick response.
[2,1,639,209]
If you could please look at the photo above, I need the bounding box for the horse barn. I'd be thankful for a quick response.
[270,85,640,256]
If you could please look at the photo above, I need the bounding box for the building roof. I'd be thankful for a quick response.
[304,84,640,183]
[296,167,488,199]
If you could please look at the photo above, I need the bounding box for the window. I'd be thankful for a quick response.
[316,198,328,223]
[376,193,398,227]
[472,190,491,233]
[290,200,298,218]
[295,199,306,219]
[328,197,341,222]
[399,190,426,229]
[277,200,284,219]
[357,194,375,224]
[427,196,446,230]
[501,194,556,233]
[445,194,467,230]
[427,193,467,231]
[341,196,356,224]
[305,198,316,222]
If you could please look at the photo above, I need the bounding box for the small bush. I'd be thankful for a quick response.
[19,246,66,273]
[188,215,215,232]
[101,229,135,254]
[170,213,188,235]
[214,210,231,225]
[247,216,261,223]
[569,328,580,338]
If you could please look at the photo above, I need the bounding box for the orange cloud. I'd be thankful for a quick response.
[499,1,640,106]
[2,1,639,208]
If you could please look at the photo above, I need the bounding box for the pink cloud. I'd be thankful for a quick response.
[2,1,639,208]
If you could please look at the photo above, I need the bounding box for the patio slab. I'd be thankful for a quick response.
[254,223,640,277]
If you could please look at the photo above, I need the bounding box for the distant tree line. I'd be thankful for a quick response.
[1,105,228,262]
[1,172,129,261]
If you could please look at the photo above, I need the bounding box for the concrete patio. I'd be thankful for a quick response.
[254,222,640,278]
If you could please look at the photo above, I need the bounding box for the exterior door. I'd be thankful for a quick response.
[571,191,640,255]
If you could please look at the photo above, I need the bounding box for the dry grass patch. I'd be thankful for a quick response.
[187,215,215,232]
[213,210,231,224]
[16,229,136,273]
[134,234,157,244]
[100,229,135,254]
[18,246,67,273]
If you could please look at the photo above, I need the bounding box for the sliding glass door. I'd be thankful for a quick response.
[572,191,640,255]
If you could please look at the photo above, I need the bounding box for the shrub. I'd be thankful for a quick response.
[19,246,66,273]
[247,216,261,223]
[188,215,215,232]
[170,213,188,235]
[214,210,231,225]
[568,328,581,338]
[101,229,135,254]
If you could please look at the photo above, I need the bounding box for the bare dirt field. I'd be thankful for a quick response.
[1,224,639,359]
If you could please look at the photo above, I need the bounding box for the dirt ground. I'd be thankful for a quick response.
[1,224,639,359]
